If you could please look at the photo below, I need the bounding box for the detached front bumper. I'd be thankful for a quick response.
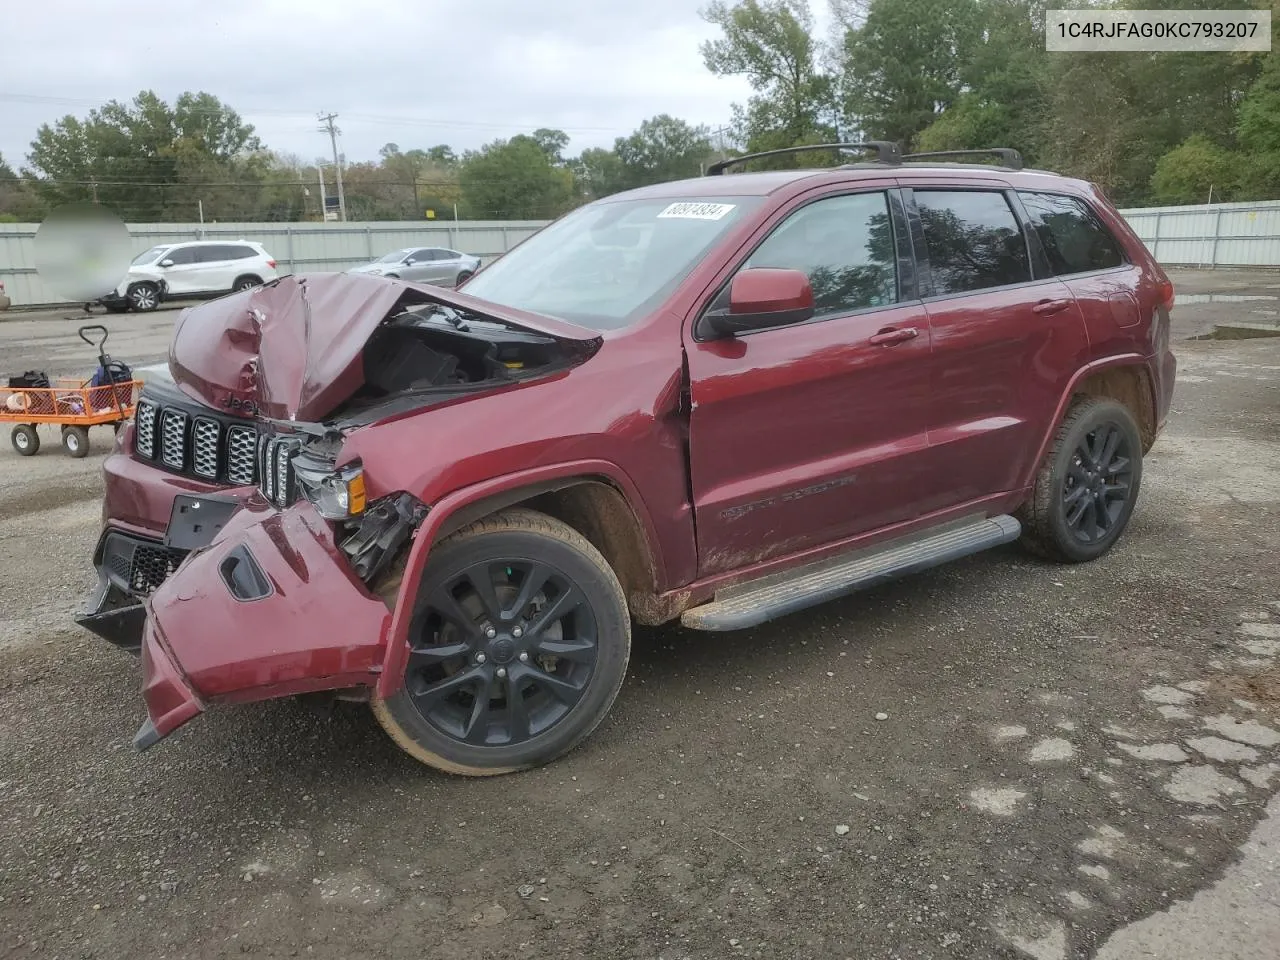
[135,615,205,750]
[133,500,392,749]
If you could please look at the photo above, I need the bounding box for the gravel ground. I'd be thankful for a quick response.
[2,276,1279,959]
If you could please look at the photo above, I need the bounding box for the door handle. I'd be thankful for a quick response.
[868,326,920,346]
[1033,298,1072,316]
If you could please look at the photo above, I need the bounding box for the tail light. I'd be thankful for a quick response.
[267,260,277,269]
[1157,278,1174,311]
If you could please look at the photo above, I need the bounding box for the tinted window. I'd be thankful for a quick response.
[915,190,1031,295]
[164,247,199,265]
[1019,192,1125,275]
[407,249,435,262]
[743,192,898,316]
[226,245,259,260]
[192,245,231,262]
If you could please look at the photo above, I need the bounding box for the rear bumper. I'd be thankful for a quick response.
[133,501,391,749]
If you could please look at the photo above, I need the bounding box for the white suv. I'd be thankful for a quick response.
[102,241,280,313]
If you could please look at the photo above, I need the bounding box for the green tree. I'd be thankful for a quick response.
[701,0,837,165]
[1235,45,1280,198]
[839,0,981,149]
[459,135,575,219]
[24,90,262,221]
[530,128,571,165]
[572,147,627,199]
[615,115,714,186]
[1150,135,1235,205]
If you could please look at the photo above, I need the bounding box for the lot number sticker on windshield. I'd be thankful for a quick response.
[657,202,737,221]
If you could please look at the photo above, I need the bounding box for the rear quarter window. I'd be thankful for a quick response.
[1018,192,1126,275]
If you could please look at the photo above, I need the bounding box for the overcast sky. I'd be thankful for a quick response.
[0,0,838,169]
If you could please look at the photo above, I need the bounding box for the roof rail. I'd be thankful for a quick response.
[705,141,902,176]
[901,148,1024,170]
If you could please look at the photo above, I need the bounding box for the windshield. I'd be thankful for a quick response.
[377,249,411,264]
[131,245,170,266]
[461,196,762,330]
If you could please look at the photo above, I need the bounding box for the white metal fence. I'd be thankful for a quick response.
[1115,200,1280,269]
[2,199,1278,307]
[0,220,549,307]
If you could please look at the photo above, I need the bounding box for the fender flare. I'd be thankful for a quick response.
[1020,353,1157,489]
[375,458,661,697]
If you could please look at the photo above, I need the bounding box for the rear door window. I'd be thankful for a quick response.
[914,190,1032,295]
[1018,192,1126,275]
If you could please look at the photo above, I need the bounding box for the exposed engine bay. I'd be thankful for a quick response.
[339,302,575,423]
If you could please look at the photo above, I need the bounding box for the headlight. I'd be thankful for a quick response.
[293,458,367,520]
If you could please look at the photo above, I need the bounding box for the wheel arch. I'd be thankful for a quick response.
[233,273,263,288]
[375,460,664,698]
[1022,356,1157,490]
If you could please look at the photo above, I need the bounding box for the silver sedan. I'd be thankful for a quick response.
[347,247,481,287]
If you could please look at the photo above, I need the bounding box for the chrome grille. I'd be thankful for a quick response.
[133,400,157,458]
[191,418,220,479]
[160,410,188,469]
[226,426,257,485]
[258,435,302,507]
[131,393,259,485]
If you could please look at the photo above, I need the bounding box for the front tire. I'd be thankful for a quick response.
[127,282,159,312]
[11,424,39,456]
[373,508,631,776]
[1018,397,1143,563]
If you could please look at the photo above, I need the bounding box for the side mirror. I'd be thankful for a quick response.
[158,259,175,267]
[701,268,815,339]
[403,258,417,266]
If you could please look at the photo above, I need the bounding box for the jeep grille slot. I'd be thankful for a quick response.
[160,410,188,469]
[133,399,157,458]
[130,392,260,486]
[258,435,302,508]
[191,418,220,478]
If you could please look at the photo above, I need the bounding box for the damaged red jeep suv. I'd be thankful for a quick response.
[79,144,1176,776]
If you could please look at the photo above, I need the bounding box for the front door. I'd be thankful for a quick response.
[685,187,937,577]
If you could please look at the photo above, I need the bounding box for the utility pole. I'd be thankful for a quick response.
[317,164,328,222]
[317,112,347,222]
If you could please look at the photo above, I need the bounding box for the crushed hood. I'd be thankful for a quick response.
[168,272,601,422]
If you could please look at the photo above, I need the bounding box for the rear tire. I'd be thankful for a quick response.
[127,282,159,312]
[1018,397,1143,563]
[61,425,90,458]
[232,275,262,293]
[455,270,474,287]
[11,424,39,456]
[373,508,631,777]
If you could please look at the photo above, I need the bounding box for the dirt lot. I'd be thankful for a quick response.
[2,272,1279,960]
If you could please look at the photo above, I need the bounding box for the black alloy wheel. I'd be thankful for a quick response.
[373,509,630,776]
[1019,397,1144,563]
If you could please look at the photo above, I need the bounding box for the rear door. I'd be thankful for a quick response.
[189,244,238,292]
[906,185,1090,511]
[1016,190,1144,353]
[685,183,938,576]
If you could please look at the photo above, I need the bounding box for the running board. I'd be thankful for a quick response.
[680,515,1021,632]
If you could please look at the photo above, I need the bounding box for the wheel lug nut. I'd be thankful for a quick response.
[485,627,497,639]
[496,667,507,679]
[475,652,487,664]
[518,652,530,662]
[512,626,523,638]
